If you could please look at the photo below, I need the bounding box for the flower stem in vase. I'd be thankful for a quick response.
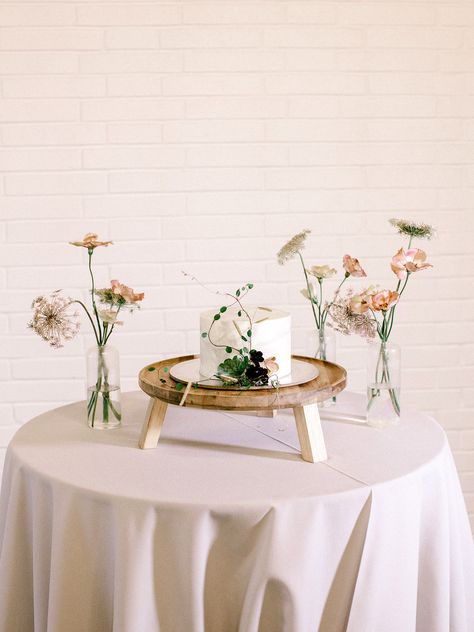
[86,344,122,429]
[367,340,401,427]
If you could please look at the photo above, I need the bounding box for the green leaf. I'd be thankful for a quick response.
[192,382,199,389]
[236,289,241,297]
[214,314,221,321]
[237,310,242,317]
[201,332,208,338]
[163,367,169,372]
[242,347,249,354]
[247,329,252,337]
[147,366,156,372]
[175,382,184,391]
[217,355,249,379]
[219,306,227,313]
[225,346,233,353]
[247,283,254,289]
[241,336,247,342]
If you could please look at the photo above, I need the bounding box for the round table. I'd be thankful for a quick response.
[0,391,473,632]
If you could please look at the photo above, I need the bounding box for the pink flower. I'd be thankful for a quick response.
[367,290,399,312]
[391,248,432,280]
[70,233,112,250]
[111,280,144,304]
[343,255,367,278]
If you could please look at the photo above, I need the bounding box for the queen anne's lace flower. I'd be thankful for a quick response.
[28,291,80,348]
[389,218,435,240]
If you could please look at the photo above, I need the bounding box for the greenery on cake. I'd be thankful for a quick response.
[199,282,279,388]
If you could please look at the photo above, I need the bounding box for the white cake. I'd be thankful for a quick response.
[199,306,291,379]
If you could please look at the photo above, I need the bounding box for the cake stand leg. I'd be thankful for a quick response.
[139,397,168,449]
[293,404,327,463]
[256,410,276,418]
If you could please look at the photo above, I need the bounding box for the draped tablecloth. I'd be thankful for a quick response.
[0,391,473,632]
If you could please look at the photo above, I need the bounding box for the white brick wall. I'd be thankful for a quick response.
[0,1,473,527]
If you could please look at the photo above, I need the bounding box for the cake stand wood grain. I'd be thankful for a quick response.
[138,354,346,463]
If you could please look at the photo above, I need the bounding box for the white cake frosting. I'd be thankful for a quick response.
[199,305,291,379]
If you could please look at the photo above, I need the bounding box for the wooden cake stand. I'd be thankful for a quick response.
[138,354,346,463]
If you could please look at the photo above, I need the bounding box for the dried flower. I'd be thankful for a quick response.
[98,309,123,326]
[368,290,399,312]
[96,280,144,308]
[277,229,311,265]
[70,233,113,250]
[391,248,433,280]
[389,218,435,240]
[262,357,279,376]
[308,265,337,279]
[343,255,367,278]
[329,292,376,339]
[28,291,80,348]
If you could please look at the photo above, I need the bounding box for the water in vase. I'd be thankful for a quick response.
[366,383,400,427]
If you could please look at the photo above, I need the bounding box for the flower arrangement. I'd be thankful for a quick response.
[185,273,279,388]
[277,228,367,360]
[330,218,434,420]
[28,233,144,427]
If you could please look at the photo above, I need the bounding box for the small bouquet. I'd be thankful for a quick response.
[277,228,367,360]
[330,218,434,422]
[29,233,144,427]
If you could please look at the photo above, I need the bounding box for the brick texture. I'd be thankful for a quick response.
[0,1,473,529]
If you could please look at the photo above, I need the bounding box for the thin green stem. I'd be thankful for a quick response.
[298,251,320,329]
[88,250,103,345]
[73,300,100,346]
[322,275,348,326]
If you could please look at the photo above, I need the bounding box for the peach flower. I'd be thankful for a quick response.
[391,248,432,280]
[111,280,144,304]
[70,233,112,250]
[367,290,399,312]
[343,255,367,278]
[349,286,377,314]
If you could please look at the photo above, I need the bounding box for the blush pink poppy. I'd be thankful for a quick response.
[391,248,432,280]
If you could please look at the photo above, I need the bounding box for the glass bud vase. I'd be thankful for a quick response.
[309,326,336,408]
[366,340,401,427]
[86,344,122,429]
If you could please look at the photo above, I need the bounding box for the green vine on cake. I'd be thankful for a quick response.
[185,274,279,388]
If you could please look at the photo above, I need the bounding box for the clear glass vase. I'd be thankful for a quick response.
[366,340,401,427]
[309,326,336,362]
[309,326,337,407]
[86,344,122,429]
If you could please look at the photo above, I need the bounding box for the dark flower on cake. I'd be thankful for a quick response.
[245,364,269,385]
[250,349,264,364]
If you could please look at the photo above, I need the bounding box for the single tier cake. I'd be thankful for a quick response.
[199,306,291,379]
